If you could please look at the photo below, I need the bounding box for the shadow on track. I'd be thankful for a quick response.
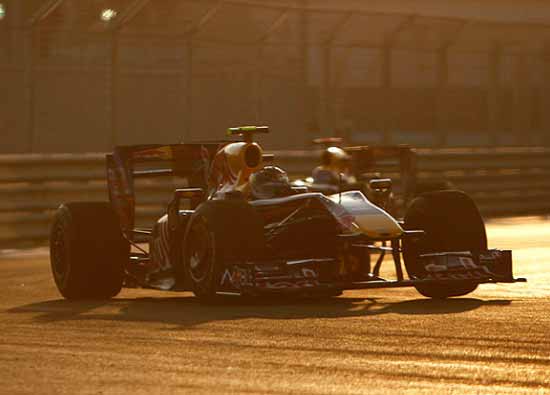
[9,295,511,328]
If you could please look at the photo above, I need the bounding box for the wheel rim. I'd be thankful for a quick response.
[187,219,212,283]
[51,222,68,279]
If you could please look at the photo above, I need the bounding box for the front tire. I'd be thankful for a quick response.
[402,190,487,299]
[50,202,129,300]
[183,200,265,300]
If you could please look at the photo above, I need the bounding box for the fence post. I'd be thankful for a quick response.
[110,31,119,148]
[254,7,293,126]
[23,28,35,153]
[513,54,529,145]
[184,40,193,142]
[435,48,449,147]
[299,1,309,146]
[319,45,332,137]
[253,45,264,124]
[381,45,392,144]
[488,43,501,146]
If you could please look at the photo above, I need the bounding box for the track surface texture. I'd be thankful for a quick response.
[1,216,550,394]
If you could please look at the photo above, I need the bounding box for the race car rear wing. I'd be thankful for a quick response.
[344,145,418,206]
[106,143,226,237]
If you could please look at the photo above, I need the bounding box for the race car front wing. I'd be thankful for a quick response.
[217,249,526,295]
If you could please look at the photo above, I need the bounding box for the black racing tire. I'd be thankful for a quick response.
[183,200,265,300]
[49,202,129,300]
[402,190,487,299]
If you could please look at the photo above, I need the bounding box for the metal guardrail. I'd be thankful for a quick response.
[1,147,549,248]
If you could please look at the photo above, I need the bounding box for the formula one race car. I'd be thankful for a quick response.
[293,137,453,217]
[49,126,525,301]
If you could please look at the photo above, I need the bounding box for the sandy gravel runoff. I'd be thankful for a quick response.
[1,216,550,394]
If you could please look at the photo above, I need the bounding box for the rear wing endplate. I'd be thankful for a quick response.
[106,143,225,236]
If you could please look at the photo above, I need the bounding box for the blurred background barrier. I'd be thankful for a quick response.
[1,147,549,248]
[2,0,550,153]
[2,1,549,248]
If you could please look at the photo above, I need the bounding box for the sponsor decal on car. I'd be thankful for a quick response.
[421,252,494,281]
[255,267,320,289]
[220,267,252,289]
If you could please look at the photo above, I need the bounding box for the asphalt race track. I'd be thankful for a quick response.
[1,216,550,394]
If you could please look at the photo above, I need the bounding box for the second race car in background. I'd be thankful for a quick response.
[293,137,453,217]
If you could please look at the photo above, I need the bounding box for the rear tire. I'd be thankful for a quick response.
[183,200,265,300]
[50,202,129,300]
[403,190,487,299]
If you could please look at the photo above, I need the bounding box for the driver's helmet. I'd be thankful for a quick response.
[250,166,292,200]
[321,146,351,170]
